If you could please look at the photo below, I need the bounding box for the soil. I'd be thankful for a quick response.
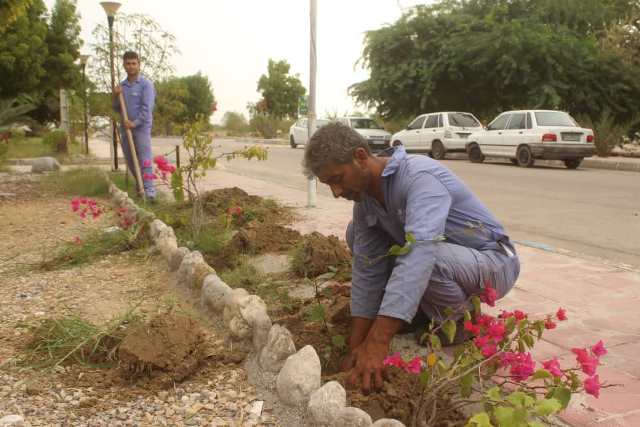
[201,186,292,226]
[118,313,208,383]
[292,231,352,278]
[228,223,302,254]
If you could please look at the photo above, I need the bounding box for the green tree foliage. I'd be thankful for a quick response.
[351,0,640,126]
[256,59,306,120]
[0,0,48,98]
[0,0,35,33]
[222,111,249,135]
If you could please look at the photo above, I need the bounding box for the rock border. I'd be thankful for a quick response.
[107,182,406,427]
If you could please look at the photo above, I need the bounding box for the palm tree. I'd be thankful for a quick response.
[0,96,36,133]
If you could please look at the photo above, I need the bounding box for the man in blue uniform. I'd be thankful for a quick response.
[113,51,156,199]
[303,122,520,393]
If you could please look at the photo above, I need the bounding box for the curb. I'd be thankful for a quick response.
[106,181,402,427]
[217,137,288,146]
[534,157,640,172]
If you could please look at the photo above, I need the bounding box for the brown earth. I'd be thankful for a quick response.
[201,186,293,226]
[292,231,352,278]
[228,223,302,255]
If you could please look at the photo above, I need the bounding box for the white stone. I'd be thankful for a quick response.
[176,250,213,288]
[31,157,60,173]
[157,235,178,262]
[149,219,169,241]
[223,288,251,338]
[238,295,271,350]
[335,407,372,427]
[201,274,232,312]
[307,381,346,426]
[168,246,189,272]
[276,345,321,406]
[259,325,296,372]
[371,419,405,427]
[0,415,25,426]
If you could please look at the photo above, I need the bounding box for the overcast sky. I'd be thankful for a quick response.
[44,0,426,122]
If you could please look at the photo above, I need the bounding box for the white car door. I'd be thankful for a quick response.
[295,119,308,144]
[501,112,527,157]
[422,114,439,151]
[481,114,510,156]
[403,115,426,150]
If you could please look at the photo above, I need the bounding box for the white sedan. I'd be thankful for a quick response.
[466,110,595,169]
[289,118,330,148]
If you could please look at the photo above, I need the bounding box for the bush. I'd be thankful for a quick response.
[222,111,250,135]
[42,130,69,154]
[577,111,639,157]
[249,114,293,139]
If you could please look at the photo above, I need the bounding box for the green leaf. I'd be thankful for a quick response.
[405,232,416,244]
[535,398,562,416]
[550,387,572,409]
[388,244,410,256]
[471,296,482,315]
[532,369,552,380]
[533,320,545,339]
[306,304,326,322]
[523,334,535,349]
[466,412,493,427]
[444,307,455,317]
[486,386,503,402]
[429,333,442,350]
[419,368,431,386]
[460,372,474,398]
[506,391,535,408]
[436,360,447,376]
[528,421,545,427]
[464,310,472,322]
[442,319,457,344]
[504,316,516,335]
[493,406,517,427]
[331,334,346,350]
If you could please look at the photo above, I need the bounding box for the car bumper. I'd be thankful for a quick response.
[367,140,391,151]
[529,143,595,160]
[442,138,468,151]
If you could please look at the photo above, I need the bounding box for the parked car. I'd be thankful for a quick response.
[466,110,595,169]
[289,118,330,148]
[335,116,391,152]
[390,112,483,159]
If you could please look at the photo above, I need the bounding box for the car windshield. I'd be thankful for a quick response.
[534,112,578,127]
[350,118,383,129]
[448,113,481,127]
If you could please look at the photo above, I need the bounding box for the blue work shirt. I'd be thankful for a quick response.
[351,146,511,323]
[113,75,155,130]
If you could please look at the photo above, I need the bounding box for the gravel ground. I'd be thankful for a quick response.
[0,172,280,426]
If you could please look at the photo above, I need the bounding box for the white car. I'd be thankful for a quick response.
[335,117,391,152]
[289,118,330,148]
[466,110,595,169]
[390,111,483,159]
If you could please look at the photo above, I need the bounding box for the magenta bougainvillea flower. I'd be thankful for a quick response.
[542,358,563,378]
[584,374,601,398]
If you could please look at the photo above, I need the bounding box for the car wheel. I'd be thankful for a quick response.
[467,144,485,163]
[431,140,446,160]
[564,158,583,169]
[516,145,535,168]
[510,159,518,165]
[290,136,297,148]
[392,140,403,147]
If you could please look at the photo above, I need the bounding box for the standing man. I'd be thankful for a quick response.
[113,51,156,200]
[302,122,520,393]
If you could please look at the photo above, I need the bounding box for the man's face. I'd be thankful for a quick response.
[123,58,140,77]
[317,159,371,202]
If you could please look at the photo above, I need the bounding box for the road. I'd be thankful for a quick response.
[152,137,640,269]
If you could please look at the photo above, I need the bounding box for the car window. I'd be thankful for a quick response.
[526,113,533,129]
[487,114,510,131]
[507,113,526,130]
[534,111,579,127]
[407,116,426,130]
[437,114,443,127]
[448,112,481,127]
[424,115,439,128]
[350,118,383,129]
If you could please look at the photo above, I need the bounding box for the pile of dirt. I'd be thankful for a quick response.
[117,314,207,382]
[291,232,352,278]
[228,223,302,254]
[201,187,292,226]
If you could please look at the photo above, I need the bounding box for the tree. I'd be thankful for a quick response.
[256,59,306,120]
[350,0,640,125]
[89,13,179,92]
[222,111,249,135]
[0,0,35,33]
[0,0,48,98]
[179,73,216,123]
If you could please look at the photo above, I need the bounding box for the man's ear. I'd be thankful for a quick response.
[353,147,369,165]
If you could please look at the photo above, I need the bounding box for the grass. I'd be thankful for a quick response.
[22,309,141,368]
[5,136,84,160]
[44,167,110,197]
[219,260,264,290]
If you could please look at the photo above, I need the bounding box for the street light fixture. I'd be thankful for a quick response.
[100,1,121,171]
[79,54,90,155]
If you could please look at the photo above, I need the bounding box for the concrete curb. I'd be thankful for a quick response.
[532,157,640,172]
[106,181,404,427]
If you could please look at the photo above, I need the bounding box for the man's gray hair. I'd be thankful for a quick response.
[302,122,371,178]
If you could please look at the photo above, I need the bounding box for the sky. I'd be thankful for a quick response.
[44,0,426,123]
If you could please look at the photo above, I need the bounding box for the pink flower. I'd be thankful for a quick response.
[405,357,423,375]
[143,172,158,181]
[464,320,481,336]
[542,358,563,378]
[514,310,527,321]
[591,340,607,358]
[71,198,81,212]
[481,342,498,358]
[476,314,495,327]
[572,348,599,376]
[584,375,601,398]
[227,206,243,216]
[500,352,535,381]
[142,159,151,168]
[154,155,168,166]
[487,321,506,341]
[474,335,490,349]
[544,318,557,330]
[479,283,497,307]
[383,352,406,369]
[556,307,568,321]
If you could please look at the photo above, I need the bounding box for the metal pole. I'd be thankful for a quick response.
[82,63,89,155]
[307,0,317,208]
[108,15,119,170]
[175,145,181,169]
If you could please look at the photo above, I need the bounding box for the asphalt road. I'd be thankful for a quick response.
[155,137,640,269]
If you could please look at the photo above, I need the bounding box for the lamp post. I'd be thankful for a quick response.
[79,54,90,155]
[100,1,121,171]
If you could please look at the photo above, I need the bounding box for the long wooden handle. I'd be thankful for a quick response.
[118,92,145,200]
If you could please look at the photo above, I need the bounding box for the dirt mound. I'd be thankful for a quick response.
[202,187,262,213]
[292,232,352,278]
[117,314,207,382]
[201,187,292,226]
[228,223,302,255]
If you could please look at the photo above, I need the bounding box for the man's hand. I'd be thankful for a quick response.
[113,85,122,96]
[347,338,389,394]
[124,119,135,129]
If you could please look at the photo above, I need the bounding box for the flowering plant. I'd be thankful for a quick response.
[383,285,610,427]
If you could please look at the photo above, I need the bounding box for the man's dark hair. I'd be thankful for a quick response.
[303,121,371,178]
[122,51,139,62]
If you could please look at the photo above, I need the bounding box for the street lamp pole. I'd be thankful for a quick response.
[100,1,121,171]
[80,54,90,155]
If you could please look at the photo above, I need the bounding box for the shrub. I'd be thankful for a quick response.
[42,129,69,154]
[577,111,639,157]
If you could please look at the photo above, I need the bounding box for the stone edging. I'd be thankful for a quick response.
[107,182,405,427]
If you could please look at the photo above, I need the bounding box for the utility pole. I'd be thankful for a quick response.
[306,0,317,207]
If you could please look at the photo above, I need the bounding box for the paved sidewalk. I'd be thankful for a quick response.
[196,169,640,427]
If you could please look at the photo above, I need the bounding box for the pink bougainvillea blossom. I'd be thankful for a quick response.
[584,375,601,398]
[405,357,424,374]
[227,206,243,216]
[500,352,536,381]
[514,310,527,321]
[480,342,498,358]
[487,321,506,341]
[70,197,102,220]
[464,320,481,336]
[572,347,599,376]
[542,358,563,378]
[591,340,607,358]
[556,307,568,321]
[383,352,406,369]
[544,317,557,330]
[479,283,497,307]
